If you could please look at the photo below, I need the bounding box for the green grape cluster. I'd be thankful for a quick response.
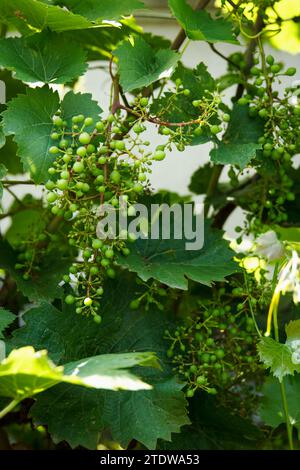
[165,287,260,400]
[228,54,299,231]
[45,110,166,323]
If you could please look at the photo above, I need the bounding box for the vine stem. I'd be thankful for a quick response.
[273,299,294,450]
[0,399,20,420]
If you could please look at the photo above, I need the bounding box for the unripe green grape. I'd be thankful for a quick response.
[90,266,99,275]
[77,146,87,157]
[98,156,107,164]
[128,233,137,243]
[93,314,102,324]
[237,97,248,106]
[83,249,92,260]
[84,117,94,127]
[107,114,115,123]
[215,349,225,359]
[110,170,121,184]
[266,54,274,65]
[60,170,69,180]
[59,139,68,149]
[95,175,104,184]
[140,97,149,107]
[183,88,190,96]
[51,132,59,140]
[258,108,268,118]
[73,161,85,173]
[82,183,90,193]
[161,127,171,135]
[101,258,110,267]
[65,295,75,305]
[285,67,296,76]
[98,186,106,193]
[63,154,71,164]
[47,192,58,203]
[69,203,78,212]
[138,173,147,182]
[51,205,59,215]
[133,124,144,134]
[107,268,116,279]
[186,389,194,398]
[96,121,105,131]
[45,180,55,190]
[84,297,93,307]
[133,182,143,193]
[92,239,103,250]
[194,126,203,136]
[49,146,59,154]
[57,179,68,191]
[196,376,206,385]
[122,247,130,256]
[153,150,166,161]
[223,113,230,122]
[79,132,91,145]
[115,140,125,151]
[53,116,64,127]
[210,125,222,135]
[130,299,140,310]
[192,100,201,107]
[105,249,114,259]
[270,64,281,74]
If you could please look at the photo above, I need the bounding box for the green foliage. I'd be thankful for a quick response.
[0,308,15,339]
[115,37,179,92]
[210,105,264,168]
[62,0,145,21]
[118,222,237,289]
[0,32,88,83]
[168,0,238,44]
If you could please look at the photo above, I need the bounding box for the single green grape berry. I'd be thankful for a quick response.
[60,170,69,180]
[105,249,114,259]
[250,66,260,76]
[112,126,120,134]
[153,150,166,161]
[96,287,104,296]
[92,239,103,250]
[237,97,248,106]
[110,170,121,184]
[196,376,206,385]
[107,268,116,279]
[192,100,201,107]
[210,125,221,135]
[140,97,148,107]
[285,67,296,76]
[122,247,130,256]
[49,146,59,154]
[258,108,268,118]
[65,295,75,305]
[84,117,94,127]
[45,180,55,190]
[99,146,109,155]
[270,64,281,74]
[59,139,68,149]
[69,203,78,212]
[223,113,230,122]
[47,192,58,203]
[266,54,274,65]
[53,116,64,127]
[79,132,91,145]
[215,349,225,359]
[51,132,59,140]
[48,167,56,175]
[51,205,59,215]
[82,183,90,193]
[287,192,295,201]
[201,353,210,364]
[133,183,143,193]
[90,266,99,276]
[138,173,147,182]
[83,249,92,260]
[96,121,105,132]
[183,88,190,96]
[77,146,87,157]
[73,161,85,173]
[161,127,171,136]
[63,154,71,164]
[98,156,107,165]
[87,144,95,154]
[115,140,125,151]
[193,126,203,137]
[93,314,102,324]
[133,124,144,134]
[84,297,93,307]
[107,114,115,123]
[130,299,140,310]
[57,179,68,191]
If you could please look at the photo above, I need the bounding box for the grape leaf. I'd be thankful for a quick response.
[60,90,102,129]
[259,375,300,437]
[210,104,264,168]
[114,37,179,92]
[117,222,237,290]
[62,0,145,21]
[8,276,190,449]
[0,32,87,84]
[257,337,300,381]
[0,346,155,401]
[285,319,300,345]
[0,308,15,340]
[5,209,47,248]
[0,0,93,33]
[2,87,102,183]
[0,240,69,302]
[2,86,59,183]
[168,0,238,44]
[189,163,215,195]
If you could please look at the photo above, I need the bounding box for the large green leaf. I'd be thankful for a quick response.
[0,32,87,84]
[8,277,190,449]
[258,320,300,381]
[0,308,15,340]
[259,375,300,437]
[0,0,93,33]
[0,346,155,401]
[5,209,47,248]
[2,86,59,183]
[168,0,237,44]
[117,222,237,290]
[63,0,145,21]
[114,36,179,92]
[2,87,102,183]
[210,104,264,168]
[257,337,300,381]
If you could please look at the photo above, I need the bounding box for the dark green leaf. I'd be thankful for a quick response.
[115,36,179,92]
[0,32,87,84]
[169,0,238,44]
[117,221,236,290]
[210,104,264,168]
[0,308,15,340]
[63,0,145,21]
